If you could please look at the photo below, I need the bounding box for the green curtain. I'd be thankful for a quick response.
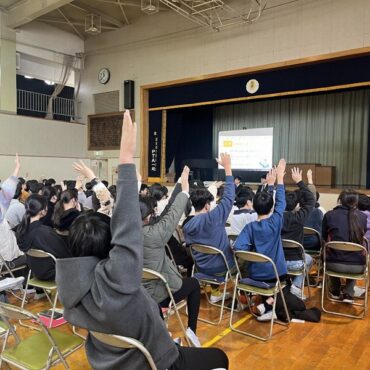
[213,89,370,186]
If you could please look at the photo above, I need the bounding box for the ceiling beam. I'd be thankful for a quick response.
[40,17,118,29]
[69,2,124,28]
[58,8,85,39]
[117,0,130,25]
[7,0,74,29]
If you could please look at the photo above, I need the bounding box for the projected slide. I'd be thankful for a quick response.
[218,128,273,170]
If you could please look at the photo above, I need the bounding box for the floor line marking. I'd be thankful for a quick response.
[202,314,252,347]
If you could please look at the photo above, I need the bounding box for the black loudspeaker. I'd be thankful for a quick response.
[124,80,135,109]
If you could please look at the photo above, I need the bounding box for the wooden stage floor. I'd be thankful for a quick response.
[5,283,370,370]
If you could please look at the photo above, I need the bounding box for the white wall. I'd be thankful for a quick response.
[0,113,89,182]
[16,21,84,86]
[78,0,370,168]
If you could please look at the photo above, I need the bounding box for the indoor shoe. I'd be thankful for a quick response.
[353,286,366,298]
[186,327,201,347]
[329,291,341,300]
[342,294,354,304]
[210,291,231,303]
[257,310,277,322]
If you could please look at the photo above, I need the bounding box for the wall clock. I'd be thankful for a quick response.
[98,68,110,84]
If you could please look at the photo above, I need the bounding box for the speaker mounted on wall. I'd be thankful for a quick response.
[124,80,135,109]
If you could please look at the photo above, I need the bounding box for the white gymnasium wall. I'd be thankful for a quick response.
[78,0,370,167]
[0,113,88,182]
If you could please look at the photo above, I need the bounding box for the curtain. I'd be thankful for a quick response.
[213,89,370,186]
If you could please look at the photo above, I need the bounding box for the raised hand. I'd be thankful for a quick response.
[266,167,277,186]
[75,175,84,190]
[119,110,136,164]
[181,165,190,193]
[291,167,303,184]
[216,153,232,176]
[276,158,286,184]
[12,153,20,177]
[307,169,313,184]
[73,160,96,181]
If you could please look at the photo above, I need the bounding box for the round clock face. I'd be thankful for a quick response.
[246,79,259,94]
[98,68,110,84]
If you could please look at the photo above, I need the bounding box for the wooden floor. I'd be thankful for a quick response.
[4,284,370,370]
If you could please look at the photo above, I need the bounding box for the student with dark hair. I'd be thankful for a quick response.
[41,186,58,227]
[322,189,367,302]
[56,111,229,370]
[234,176,243,195]
[256,174,268,193]
[5,181,26,229]
[141,166,202,347]
[183,153,235,303]
[229,187,257,235]
[234,161,288,321]
[139,183,149,196]
[281,167,315,299]
[358,193,370,241]
[44,178,56,187]
[53,189,81,236]
[16,194,71,281]
[101,180,109,188]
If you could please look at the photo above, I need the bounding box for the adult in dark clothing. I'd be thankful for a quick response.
[322,189,367,302]
[281,168,315,298]
[55,111,229,370]
[16,194,72,281]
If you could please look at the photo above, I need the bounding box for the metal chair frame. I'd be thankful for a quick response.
[90,331,157,370]
[229,250,290,341]
[142,268,191,346]
[189,244,237,326]
[321,241,369,319]
[21,249,59,329]
[282,239,311,299]
[303,227,323,287]
[0,302,83,370]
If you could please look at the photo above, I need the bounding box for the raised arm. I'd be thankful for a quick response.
[273,159,286,216]
[291,167,315,223]
[208,153,235,224]
[102,111,143,291]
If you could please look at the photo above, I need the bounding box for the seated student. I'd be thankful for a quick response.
[1,154,20,223]
[56,110,228,370]
[322,189,367,302]
[5,181,26,229]
[234,161,288,321]
[141,166,201,347]
[281,168,315,299]
[358,193,370,242]
[16,194,72,281]
[40,186,58,227]
[140,183,149,196]
[183,153,235,303]
[303,176,324,251]
[229,187,257,235]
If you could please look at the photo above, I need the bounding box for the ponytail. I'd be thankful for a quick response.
[52,189,78,227]
[339,189,364,244]
[16,194,47,241]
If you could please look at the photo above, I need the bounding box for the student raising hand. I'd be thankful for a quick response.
[216,153,232,176]
[180,165,190,193]
[266,167,277,186]
[291,167,303,183]
[72,160,96,181]
[12,153,20,178]
[276,158,286,184]
[120,110,136,164]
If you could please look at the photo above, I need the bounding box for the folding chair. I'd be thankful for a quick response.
[90,331,157,370]
[0,302,83,369]
[21,249,59,328]
[142,268,191,346]
[303,227,323,286]
[321,241,369,319]
[189,244,235,326]
[282,239,311,299]
[229,250,290,341]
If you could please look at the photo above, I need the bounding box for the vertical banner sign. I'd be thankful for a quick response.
[148,111,162,178]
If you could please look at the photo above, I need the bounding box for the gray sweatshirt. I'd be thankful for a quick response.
[56,164,178,370]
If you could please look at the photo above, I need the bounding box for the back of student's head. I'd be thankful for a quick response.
[69,212,111,259]
[53,189,78,227]
[149,184,166,201]
[285,191,299,211]
[139,195,156,221]
[358,193,370,212]
[338,189,363,244]
[26,180,41,194]
[42,186,57,202]
[253,191,273,216]
[16,194,47,240]
[235,188,255,209]
[102,180,109,188]
[13,182,22,200]
[85,182,93,191]
[45,178,56,187]
[18,177,26,186]
[190,188,214,212]
[54,185,62,200]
